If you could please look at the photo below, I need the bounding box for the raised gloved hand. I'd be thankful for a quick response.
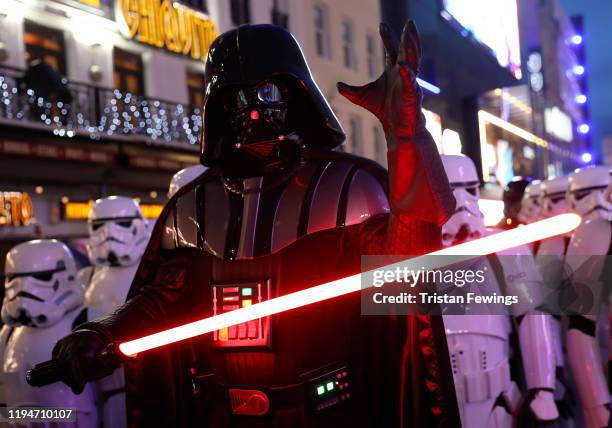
[337,20,454,227]
[337,21,425,147]
[51,328,119,394]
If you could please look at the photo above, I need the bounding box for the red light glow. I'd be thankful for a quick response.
[118,213,581,356]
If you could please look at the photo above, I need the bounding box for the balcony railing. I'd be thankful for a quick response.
[0,65,202,150]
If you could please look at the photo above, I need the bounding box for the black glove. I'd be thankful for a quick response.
[51,328,119,394]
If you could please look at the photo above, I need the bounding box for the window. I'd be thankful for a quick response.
[341,21,355,69]
[24,21,67,75]
[349,116,363,154]
[373,125,385,165]
[272,0,289,29]
[231,0,251,25]
[113,48,145,95]
[366,34,377,78]
[313,5,329,58]
[187,71,205,109]
[181,0,208,12]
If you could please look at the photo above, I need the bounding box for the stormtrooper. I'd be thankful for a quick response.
[0,240,98,426]
[81,196,150,428]
[563,165,611,428]
[36,23,461,427]
[168,165,207,198]
[531,176,575,420]
[440,154,558,427]
[537,176,571,257]
[518,180,543,226]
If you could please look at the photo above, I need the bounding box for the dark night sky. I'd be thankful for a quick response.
[560,0,612,161]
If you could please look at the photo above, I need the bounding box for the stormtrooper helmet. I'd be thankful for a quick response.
[86,196,149,267]
[567,166,612,221]
[2,239,82,328]
[540,176,569,218]
[168,165,207,198]
[440,154,485,246]
[518,180,543,224]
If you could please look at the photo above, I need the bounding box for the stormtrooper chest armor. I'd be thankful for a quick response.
[84,264,139,319]
[1,309,96,410]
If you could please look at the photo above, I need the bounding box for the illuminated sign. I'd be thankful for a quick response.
[0,192,34,227]
[544,106,573,143]
[116,0,218,61]
[423,109,442,151]
[441,128,462,155]
[64,201,164,220]
[442,0,522,79]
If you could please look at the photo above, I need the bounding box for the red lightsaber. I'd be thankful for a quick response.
[26,213,581,386]
[119,213,581,356]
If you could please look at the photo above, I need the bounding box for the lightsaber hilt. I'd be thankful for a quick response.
[26,343,121,388]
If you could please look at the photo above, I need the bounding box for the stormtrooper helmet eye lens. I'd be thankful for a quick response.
[575,190,590,201]
[6,274,16,282]
[91,222,104,231]
[32,272,53,281]
[257,83,283,103]
[466,187,477,196]
[550,196,564,203]
[117,220,133,228]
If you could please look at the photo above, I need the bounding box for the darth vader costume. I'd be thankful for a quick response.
[47,23,459,427]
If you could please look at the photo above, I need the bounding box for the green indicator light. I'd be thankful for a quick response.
[326,381,334,391]
[317,385,325,395]
[242,288,253,296]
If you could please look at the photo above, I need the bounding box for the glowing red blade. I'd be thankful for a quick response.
[119,213,581,356]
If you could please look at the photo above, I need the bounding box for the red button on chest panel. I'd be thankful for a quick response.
[212,280,272,348]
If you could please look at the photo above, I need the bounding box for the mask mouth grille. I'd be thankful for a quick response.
[455,224,470,243]
[240,140,278,158]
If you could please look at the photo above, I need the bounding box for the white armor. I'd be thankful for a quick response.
[168,164,207,198]
[564,166,612,428]
[0,240,98,427]
[441,155,557,427]
[83,196,150,428]
[518,180,542,224]
[535,177,570,375]
[86,196,149,268]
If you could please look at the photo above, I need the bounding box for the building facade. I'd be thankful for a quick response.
[0,0,382,256]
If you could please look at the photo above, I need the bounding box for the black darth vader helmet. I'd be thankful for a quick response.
[200,25,345,172]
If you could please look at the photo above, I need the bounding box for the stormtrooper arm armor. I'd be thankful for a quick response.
[516,314,559,421]
[567,315,610,428]
[0,325,10,406]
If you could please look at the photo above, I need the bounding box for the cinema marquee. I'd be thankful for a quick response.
[115,0,218,61]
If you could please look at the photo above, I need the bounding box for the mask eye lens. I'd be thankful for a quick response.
[442,233,452,241]
[466,187,477,196]
[551,196,564,203]
[91,222,104,231]
[32,273,53,282]
[257,83,283,103]
[575,190,590,201]
[117,220,133,228]
[6,275,16,282]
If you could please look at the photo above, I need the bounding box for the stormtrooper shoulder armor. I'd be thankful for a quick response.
[162,155,390,259]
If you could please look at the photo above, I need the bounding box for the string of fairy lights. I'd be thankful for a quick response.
[0,72,202,146]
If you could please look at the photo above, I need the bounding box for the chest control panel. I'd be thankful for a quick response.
[211,280,271,348]
[309,366,352,412]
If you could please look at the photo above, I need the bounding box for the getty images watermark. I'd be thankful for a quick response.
[360,255,612,316]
